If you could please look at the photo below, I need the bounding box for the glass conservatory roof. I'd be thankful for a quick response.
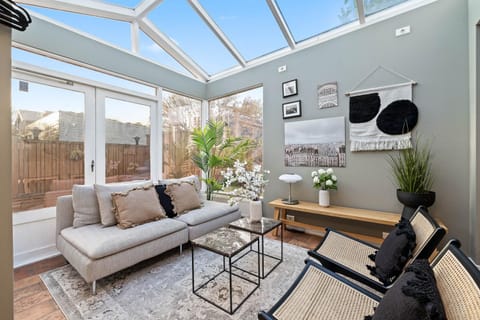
[17,0,430,82]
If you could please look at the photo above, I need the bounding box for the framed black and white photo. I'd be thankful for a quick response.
[282,79,298,98]
[284,116,346,167]
[283,100,301,119]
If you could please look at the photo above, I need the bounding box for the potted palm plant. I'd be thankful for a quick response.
[191,120,255,200]
[388,137,435,219]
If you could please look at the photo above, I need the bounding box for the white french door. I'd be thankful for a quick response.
[95,89,158,184]
[12,67,160,212]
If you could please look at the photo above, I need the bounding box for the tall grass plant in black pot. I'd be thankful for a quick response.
[389,137,435,219]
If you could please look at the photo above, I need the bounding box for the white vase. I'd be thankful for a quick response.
[249,200,263,222]
[319,190,330,207]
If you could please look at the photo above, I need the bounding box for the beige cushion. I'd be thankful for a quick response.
[165,182,202,215]
[159,175,202,198]
[175,200,239,226]
[72,185,100,228]
[60,218,188,259]
[112,185,166,229]
[94,181,151,227]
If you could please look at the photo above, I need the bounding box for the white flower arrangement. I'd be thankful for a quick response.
[311,167,338,190]
[222,160,270,206]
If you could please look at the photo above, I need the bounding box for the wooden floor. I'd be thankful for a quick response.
[13,229,321,320]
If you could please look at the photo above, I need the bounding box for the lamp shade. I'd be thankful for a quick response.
[279,174,303,184]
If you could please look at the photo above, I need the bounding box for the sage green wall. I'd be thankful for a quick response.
[468,0,480,260]
[207,0,472,255]
[12,15,207,99]
[0,25,13,320]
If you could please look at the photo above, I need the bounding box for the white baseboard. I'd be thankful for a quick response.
[14,244,60,268]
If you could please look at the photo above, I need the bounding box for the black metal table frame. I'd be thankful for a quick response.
[191,238,261,315]
[230,222,283,279]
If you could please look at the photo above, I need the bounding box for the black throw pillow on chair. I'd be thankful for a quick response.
[367,218,416,285]
[365,259,446,320]
[154,184,176,218]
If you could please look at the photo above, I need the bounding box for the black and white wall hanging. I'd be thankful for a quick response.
[284,116,346,167]
[317,82,338,109]
[346,66,418,152]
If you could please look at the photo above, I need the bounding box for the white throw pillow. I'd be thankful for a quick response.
[159,175,202,198]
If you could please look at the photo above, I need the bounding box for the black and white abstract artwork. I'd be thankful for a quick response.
[284,117,346,167]
[349,83,417,151]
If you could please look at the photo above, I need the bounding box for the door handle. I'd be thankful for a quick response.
[91,160,95,172]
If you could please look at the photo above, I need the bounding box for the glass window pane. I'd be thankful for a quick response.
[105,98,151,182]
[364,0,410,16]
[209,87,263,165]
[148,0,238,75]
[162,91,201,179]
[13,48,156,96]
[138,31,190,76]
[24,5,131,51]
[198,0,287,61]
[276,0,359,42]
[12,79,85,212]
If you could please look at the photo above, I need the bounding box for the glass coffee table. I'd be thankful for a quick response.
[229,217,283,279]
[191,227,260,315]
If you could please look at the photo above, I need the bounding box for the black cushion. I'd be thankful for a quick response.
[154,184,176,218]
[365,259,446,320]
[367,218,416,285]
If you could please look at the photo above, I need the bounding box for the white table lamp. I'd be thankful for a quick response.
[278,174,303,205]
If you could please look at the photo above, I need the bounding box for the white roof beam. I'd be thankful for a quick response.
[355,0,366,24]
[138,18,208,81]
[135,0,163,19]
[131,21,139,53]
[188,0,245,67]
[265,0,295,49]
[17,0,135,22]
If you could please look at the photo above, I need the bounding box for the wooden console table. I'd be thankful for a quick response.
[269,199,400,245]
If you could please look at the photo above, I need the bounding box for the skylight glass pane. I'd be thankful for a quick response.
[276,0,358,42]
[138,31,190,76]
[364,0,410,16]
[148,0,238,75]
[198,0,287,61]
[100,0,141,8]
[24,6,130,50]
[12,48,156,96]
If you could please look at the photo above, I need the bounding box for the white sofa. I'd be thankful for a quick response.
[55,184,241,294]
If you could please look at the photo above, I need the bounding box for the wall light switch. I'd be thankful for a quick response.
[278,65,287,73]
[395,25,411,37]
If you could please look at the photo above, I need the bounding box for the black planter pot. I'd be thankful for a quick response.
[396,189,436,220]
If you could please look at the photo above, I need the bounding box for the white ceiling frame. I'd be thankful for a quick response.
[188,0,245,67]
[355,0,366,24]
[131,21,139,53]
[138,18,209,81]
[17,0,135,22]
[265,0,296,50]
[135,0,164,19]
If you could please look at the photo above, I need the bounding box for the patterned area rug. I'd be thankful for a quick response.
[41,239,308,319]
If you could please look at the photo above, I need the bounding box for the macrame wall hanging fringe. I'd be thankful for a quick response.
[345,65,417,97]
[0,0,31,31]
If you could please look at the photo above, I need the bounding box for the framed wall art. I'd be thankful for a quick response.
[282,100,301,119]
[282,79,298,98]
[317,82,338,109]
[284,116,346,167]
